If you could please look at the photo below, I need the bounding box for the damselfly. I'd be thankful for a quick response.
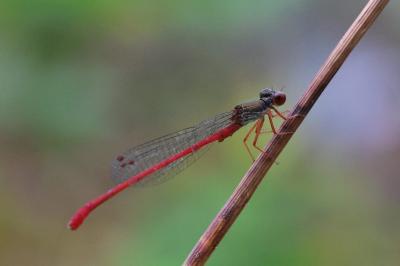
[68,88,288,230]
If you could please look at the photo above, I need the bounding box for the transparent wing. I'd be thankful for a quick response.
[111,111,234,186]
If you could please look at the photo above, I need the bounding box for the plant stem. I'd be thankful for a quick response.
[183,0,390,265]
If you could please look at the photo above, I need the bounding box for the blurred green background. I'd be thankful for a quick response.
[1,0,399,265]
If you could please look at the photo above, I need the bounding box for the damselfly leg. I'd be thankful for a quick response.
[252,118,265,154]
[243,119,262,161]
[243,108,292,161]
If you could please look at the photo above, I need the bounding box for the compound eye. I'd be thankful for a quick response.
[273,92,286,106]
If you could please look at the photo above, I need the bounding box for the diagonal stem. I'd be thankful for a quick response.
[183,0,390,265]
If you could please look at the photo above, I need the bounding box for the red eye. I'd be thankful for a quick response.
[273,92,286,106]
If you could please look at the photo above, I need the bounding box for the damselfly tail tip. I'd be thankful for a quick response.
[68,217,81,231]
[68,208,88,231]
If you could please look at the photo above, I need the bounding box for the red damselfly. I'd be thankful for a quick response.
[68,88,288,230]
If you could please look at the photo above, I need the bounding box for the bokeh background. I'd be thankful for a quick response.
[1,0,399,265]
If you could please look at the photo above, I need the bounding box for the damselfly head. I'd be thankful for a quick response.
[259,88,286,106]
[259,88,274,98]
